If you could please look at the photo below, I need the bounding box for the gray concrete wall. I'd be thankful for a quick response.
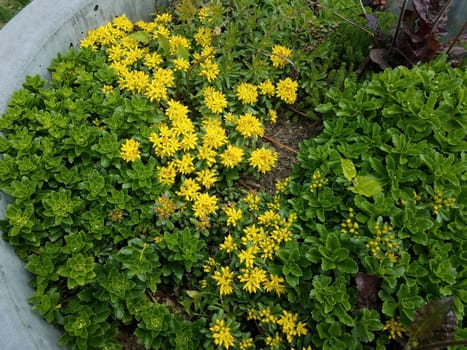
[0,1,165,349]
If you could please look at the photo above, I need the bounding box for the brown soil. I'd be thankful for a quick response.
[241,115,321,193]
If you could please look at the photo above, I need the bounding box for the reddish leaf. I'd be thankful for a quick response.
[408,296,455,346]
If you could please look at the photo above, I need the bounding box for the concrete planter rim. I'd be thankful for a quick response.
[0,1,165,349]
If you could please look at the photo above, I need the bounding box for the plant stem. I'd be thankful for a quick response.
[359,0,367,14]
[262,135,298,154]
[391,0,408,51]
[446,21,467,56]
[430,0,453,34]
[415,339,467,350]
[331,10,375,37]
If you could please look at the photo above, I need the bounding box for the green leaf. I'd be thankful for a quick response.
[341,158,357,181]
[349,175,382,197]
[352,309,382,342]
[127,30,151,44]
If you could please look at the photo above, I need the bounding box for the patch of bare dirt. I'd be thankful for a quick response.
[242,116,321,193]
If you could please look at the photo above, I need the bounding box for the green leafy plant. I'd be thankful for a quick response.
[287,54,466,349]
[0,1,465,349]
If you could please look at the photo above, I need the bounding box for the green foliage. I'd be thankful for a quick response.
[0,1,465,349]
[288,55,466,348]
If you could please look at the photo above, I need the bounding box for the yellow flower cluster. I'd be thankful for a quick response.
[120,139,141,162]
[211,194,295,299]
[210,319,235,349]
[271,44,293,68]
[153,194,178,220]
[340,207,359,236]
[309,169,328,192]
[432,190,456,215]
[247,307,308,344]
[80,14,298,201]
[81,10,305,349]
[382,318,405,340]
[276,77,299,104]
[366,218,400,263]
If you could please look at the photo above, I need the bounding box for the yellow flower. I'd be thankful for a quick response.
[265,332,282,347]
[220,145,244,168]
[263,274,286,295]
[268,109,278,123]
[212,266,235,296]
[192,192,218,218]
[277,310,308,343]
[154,68,175,87]
[242,224,265,246]
[172,116,195,136]
[238,246,258,268]
[120,70,149,94]
[203,257,217,273]
[144,52,163,69]
[194,27,212,47]
[210,319,235,349]
[236,82,258,104]
[199,59,219,82]
[224,112,237,124]
[165,99,189,120]
[244,192,260,211]
[259,237,278,260]
[177,178,200,201]
[223,205,243,227]
[258,79,276,95]
[152,24,170,39]
[203,87,228,114]
[258,209,280,227]
[275,177,290,192]
[197,144,217,167]
[101,85,113,94]
[120,139,141,162]
[154,194,177,220]
[202,119,227,149]
[258,306,279,324]
[276,77,298,104]
[249,148,278,173]
[169,34,191,55]
[155,12,172,24]
[157,164,177,186]
[382,319,405,340]
[112,15,134,32]
[198,6,216,24]
[219,234,238,253]
[173,57,190,71]
[145,80,168,102]
[149,125,180,158]
[176,153,195,175]
[179,131,198,151]
[236,113,264,138]
[271,45,292,68]
[270,226,293,243]
[239,337,254,350]
[121,47,146,66]
[238,267,267,293]
[197,169,217,189]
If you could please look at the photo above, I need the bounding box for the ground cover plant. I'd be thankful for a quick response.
[0,0,465,349]
[0,0,30,28]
